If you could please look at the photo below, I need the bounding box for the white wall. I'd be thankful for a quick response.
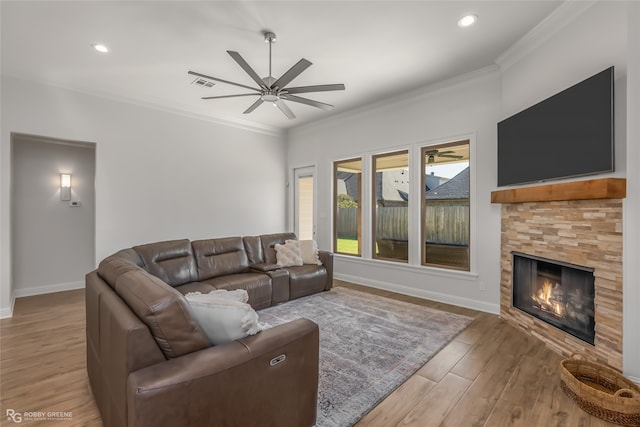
[287,67,503,314]
[0,75,287,317]
[11,135,95,297]
[624,1,640,384]
[498,0,638,382]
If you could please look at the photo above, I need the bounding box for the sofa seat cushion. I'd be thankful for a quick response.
[184,292,264,345]
[115,269,209,359]
[286,265,328,300]
[203,273,272,310]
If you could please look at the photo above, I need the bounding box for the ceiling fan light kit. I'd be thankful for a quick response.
[188,31,345,119]
[425,149,464,164]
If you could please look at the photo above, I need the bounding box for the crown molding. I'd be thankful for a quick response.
[288,65,500,136]
[495,0,597,72]
[1,73,284,137]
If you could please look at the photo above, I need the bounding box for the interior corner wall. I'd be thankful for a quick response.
[0,75,287,316]
[499,1,638,381]
[286,67,503,314]
[624,1,640,384]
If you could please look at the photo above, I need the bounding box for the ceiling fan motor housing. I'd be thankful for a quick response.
[264,32,277,43]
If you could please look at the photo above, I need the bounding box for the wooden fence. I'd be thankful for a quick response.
[337,204,469,245]
[424,204,469,245]
[336,208,358,239]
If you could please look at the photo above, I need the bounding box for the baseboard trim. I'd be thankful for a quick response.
[13,281,85,299]
[627,375,640,387]
[0,296,16,319]
[334,273,500,315]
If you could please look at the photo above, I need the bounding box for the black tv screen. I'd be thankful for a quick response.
[497,67,614,187]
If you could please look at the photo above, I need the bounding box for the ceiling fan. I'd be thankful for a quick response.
[425,149,464,164]
[188,31,345,120]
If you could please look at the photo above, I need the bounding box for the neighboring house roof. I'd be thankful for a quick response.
[425,167,469,200]
[337,171,360,202]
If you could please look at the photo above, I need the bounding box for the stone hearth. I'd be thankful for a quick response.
[493,179,624,370]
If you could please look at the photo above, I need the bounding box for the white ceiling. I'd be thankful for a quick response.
[1,1,563,131]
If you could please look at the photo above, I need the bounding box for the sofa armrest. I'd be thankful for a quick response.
[318,250,333,291]
[127,318,319,427]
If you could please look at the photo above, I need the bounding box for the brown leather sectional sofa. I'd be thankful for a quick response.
[85,232,333,427]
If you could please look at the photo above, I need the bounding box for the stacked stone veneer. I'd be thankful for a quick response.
[500,199,623,370]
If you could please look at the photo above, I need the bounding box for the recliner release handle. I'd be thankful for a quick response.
[270,354,286,367]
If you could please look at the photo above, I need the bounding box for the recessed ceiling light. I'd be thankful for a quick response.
[92,44,110,53]
[457,14,478,28]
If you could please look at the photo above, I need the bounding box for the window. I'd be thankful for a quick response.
[372,150,409,262]
[421,141,470,270]
[334,158,362,256]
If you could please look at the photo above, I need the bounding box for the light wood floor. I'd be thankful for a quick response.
[0,281,617,427]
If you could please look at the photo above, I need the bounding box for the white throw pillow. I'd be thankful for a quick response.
[286,239,322,265]
[185,293,265,345]
[185,289,249,303]
[275,241,303,267]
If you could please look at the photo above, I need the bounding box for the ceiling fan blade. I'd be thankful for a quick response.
[282,94,333,110]
[439,154,464,159]
[227,51,268,89]
[243,98,264,114]
[271,58,312,90]
[284,84,345,94]
[275,100,296,119]
[188,71,261,92]
[201,93,259,100]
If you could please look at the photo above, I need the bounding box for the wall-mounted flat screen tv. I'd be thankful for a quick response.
[497,67,614,187]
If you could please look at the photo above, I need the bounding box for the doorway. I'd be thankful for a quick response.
[293,166,315,240]
[11,133,96,297]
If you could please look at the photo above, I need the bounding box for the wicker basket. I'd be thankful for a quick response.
[560,354,640,426]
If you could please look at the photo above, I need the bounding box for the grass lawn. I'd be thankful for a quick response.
[337,238,359,255]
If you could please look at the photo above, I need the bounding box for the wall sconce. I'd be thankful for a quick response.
[60,173,71,201]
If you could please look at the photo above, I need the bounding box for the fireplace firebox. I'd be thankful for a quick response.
[512,252,595,345]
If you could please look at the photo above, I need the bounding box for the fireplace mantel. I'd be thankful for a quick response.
[491,178,626,204]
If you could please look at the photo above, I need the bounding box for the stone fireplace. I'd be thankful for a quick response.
[492,178,625,370]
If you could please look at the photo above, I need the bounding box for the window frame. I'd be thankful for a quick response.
[333,157,363,257]
[372,149,410,263]
[420,140,471,271]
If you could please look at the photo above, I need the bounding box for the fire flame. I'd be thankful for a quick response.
[539,280,553,303]
[534,280,563,316]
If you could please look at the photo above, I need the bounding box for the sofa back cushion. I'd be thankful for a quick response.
[115,269,209,359]
[192,237,249,280]
[133,239,198,287]
[242,235,264,265]
[97,249,144,289]
[261,232,297,264]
